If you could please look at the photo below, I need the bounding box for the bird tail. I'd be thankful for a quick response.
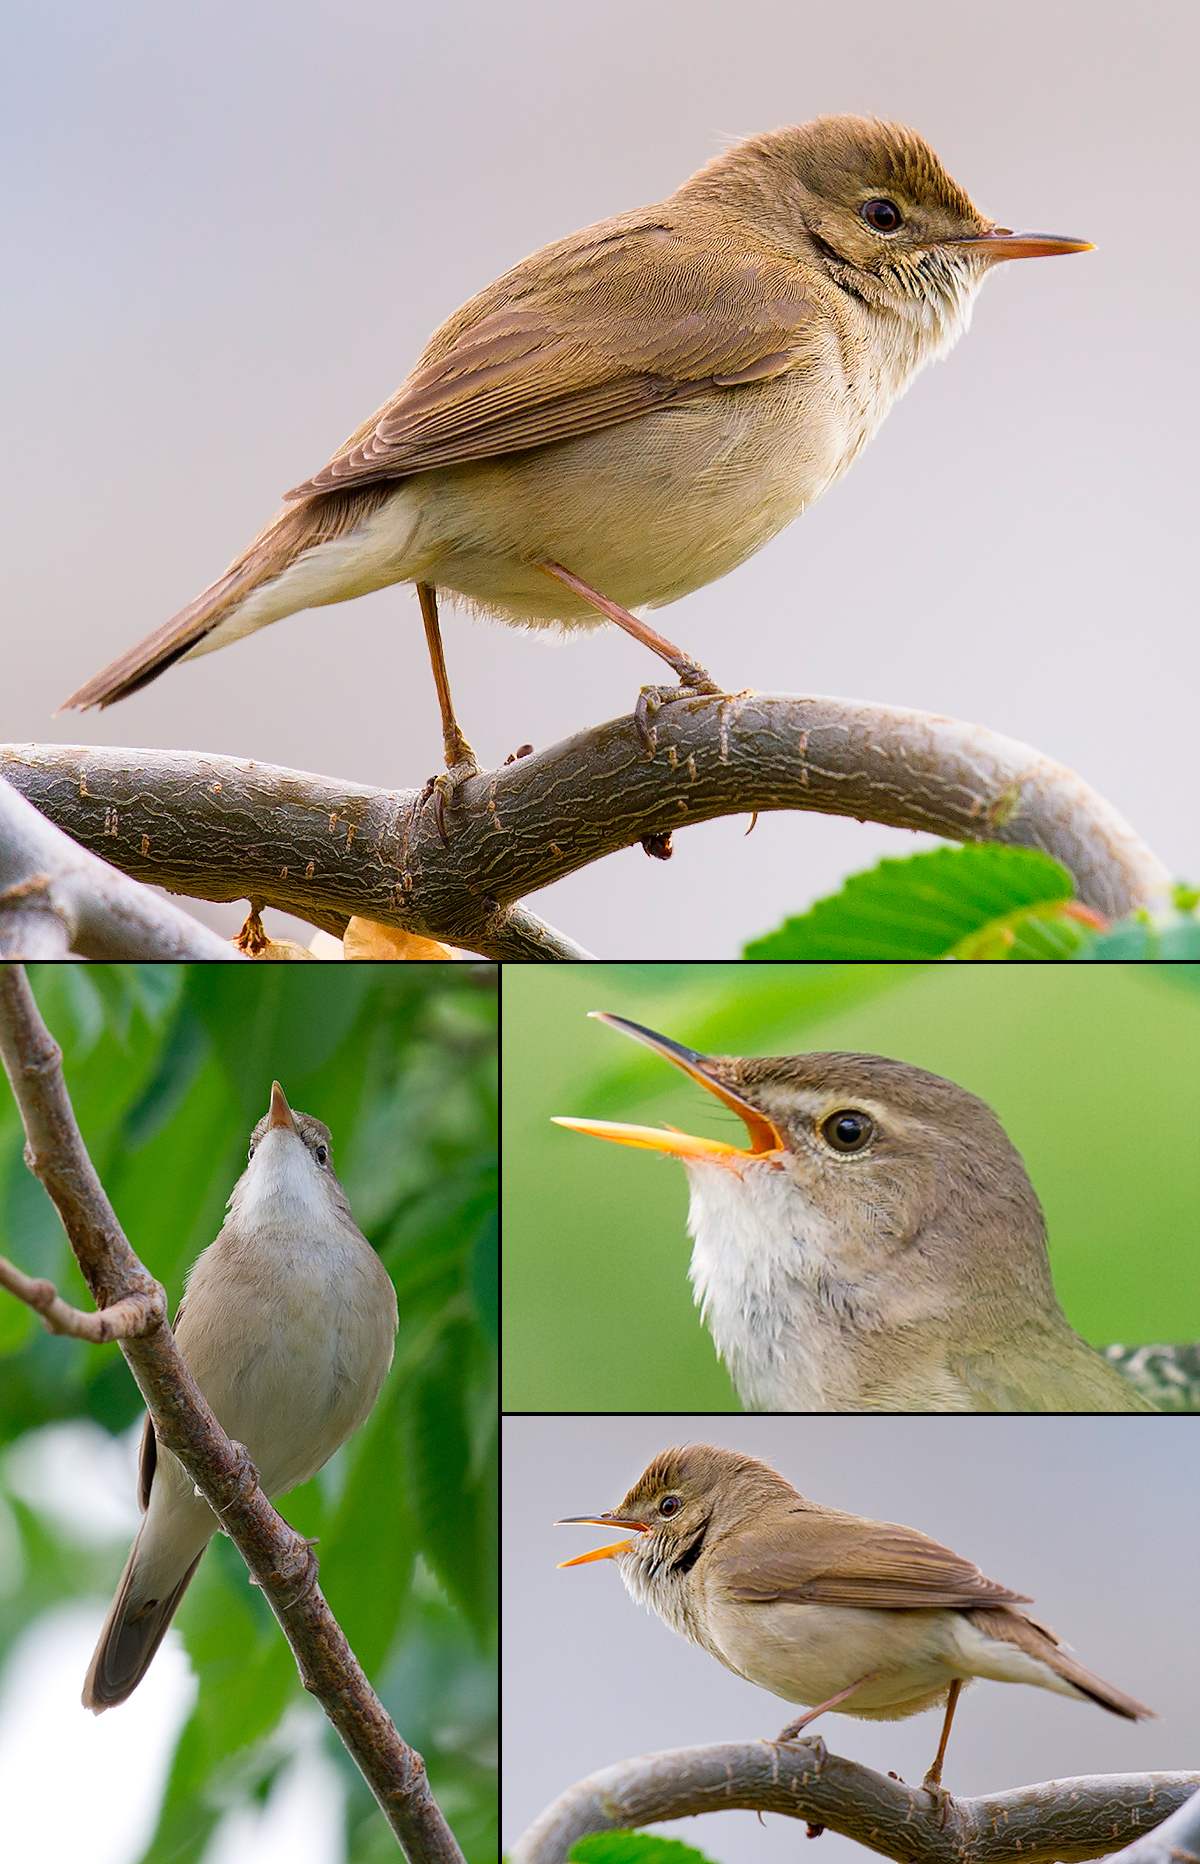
[82,1524,206,1711]
[59,481,396,710]
[967,1607,1156,1721]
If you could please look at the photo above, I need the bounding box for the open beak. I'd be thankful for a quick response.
[950,226,1094,261]
[267,1080,299,1134]
[552,1013,784,1165]
[556,1512,650,1567]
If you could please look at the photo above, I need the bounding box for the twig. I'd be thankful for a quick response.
[509,1737,1200,1864]
[0,773,239,959]
[0,1255,163,1341]
[0,963,465,1864]
[1,697,1169,958]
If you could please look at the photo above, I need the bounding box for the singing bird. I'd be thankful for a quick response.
[554,1014,1154,1413]
[62,116,1089,778]
[558,1444,1155,1791]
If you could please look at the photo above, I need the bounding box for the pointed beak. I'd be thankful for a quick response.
[950,226,1094,262]
[267,1080,299,1134]
[555,1512,650,1567]
[552,1013,784,1165]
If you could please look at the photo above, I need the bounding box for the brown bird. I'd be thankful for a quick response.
[83,1082,397,1710]
[554,1014,1154,1413]
[61,116,1089,782]
[558,1444,1155,1792]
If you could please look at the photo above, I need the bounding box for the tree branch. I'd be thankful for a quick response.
[0,773,240,959]
[1106,1784,1200,1864]
[509,1737,1200,1864]
[2,694,1168,957]
[0,964,465,1864]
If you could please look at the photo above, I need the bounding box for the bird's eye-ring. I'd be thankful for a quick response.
[315,1145,328,1166]
[659,1495,683,1518]
[820,1110,875,1153]
[861,198,902,232]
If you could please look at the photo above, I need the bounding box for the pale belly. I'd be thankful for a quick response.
[707,1596,965,1718]
[397,365,865,625]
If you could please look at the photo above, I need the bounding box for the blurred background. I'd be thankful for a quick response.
[502,962,1200,1410]
[2,1,1197,957]
[0,964,497,1864]
[503,1414,1200,1864]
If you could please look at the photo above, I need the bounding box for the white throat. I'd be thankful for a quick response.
[683,1158,885,1412]
[230,1128,334,1237]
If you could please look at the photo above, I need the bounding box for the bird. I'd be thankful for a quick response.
[61,115,1090,785]
[557,1443,1155,1791]
[82,1081,398,1709]
[553,1014,1154,1413]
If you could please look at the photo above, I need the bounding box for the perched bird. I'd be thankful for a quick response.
[83,1082,397,1710]
[62,116,1089,778]
[554,1014,1154,1413]
[558,1443,1155,1790]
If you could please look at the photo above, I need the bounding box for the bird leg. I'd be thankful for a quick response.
[416,582,479,846]
[773,1671,885,1744]
[920,1678,964,1828]
[535,558,723,751]
[923,1677,963,1791]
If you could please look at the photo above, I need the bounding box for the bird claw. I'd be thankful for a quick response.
[921,1778,954,1828]
[633,671,723,754]
[416,758,479,848]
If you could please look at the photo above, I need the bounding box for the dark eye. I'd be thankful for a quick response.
[659,1495,683,1518]
[247,1144,256,1160]
[821,1110,874,1153]
[861,198,902,232]
[315,1145,328,1166]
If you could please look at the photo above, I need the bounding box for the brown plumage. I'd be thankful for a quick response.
[61,116,1089,731]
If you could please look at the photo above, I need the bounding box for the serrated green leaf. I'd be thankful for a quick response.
[744,842,1075,959]
[570,1836,720,1864]
[1080,911,1200,960]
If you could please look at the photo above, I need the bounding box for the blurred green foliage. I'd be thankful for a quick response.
[0,963,496,1862]
[502,963,1199,1411]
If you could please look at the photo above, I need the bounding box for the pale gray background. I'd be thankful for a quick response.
[4,2,1197,956]
[502,1416,1199,1863]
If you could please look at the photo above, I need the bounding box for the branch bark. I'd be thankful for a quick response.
[509,1736,1200,1864]
[0,773,240,959]
[0,963,465,1864]
[2,693,1169,958]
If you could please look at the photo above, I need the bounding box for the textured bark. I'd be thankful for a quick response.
[510,1736,1200,1864]
[0,773,238,959]
[2,694,1168,958]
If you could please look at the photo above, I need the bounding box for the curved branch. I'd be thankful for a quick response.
[2,694,1168,958]
[509,1737,1200,1864]
[0,773,239,959]
[1106,1784,1200,1864]
[0,964,464,1864]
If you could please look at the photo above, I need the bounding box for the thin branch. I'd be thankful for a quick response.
[0,773,240,959]
[0,1254,163,1340]
[2,695,1169,958]
[509,1737,1200,1864]
[0,964,465,1864]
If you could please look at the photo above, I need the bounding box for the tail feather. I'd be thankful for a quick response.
[82,1535,206,1712]
[60,482,396,710]
[967,1607,1156,1721]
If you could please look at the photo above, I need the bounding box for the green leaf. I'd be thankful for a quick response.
[744,843,1075,959]
[570,1837,720,1864]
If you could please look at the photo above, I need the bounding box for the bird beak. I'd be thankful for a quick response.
[950,226,1094,261]
[267,1080,299,1134]
[555,1513,650,1567]
[552,1013,785,1165]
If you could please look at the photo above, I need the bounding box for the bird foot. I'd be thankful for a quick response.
[921,1775,954,1829]
[416,757,479,848]
[634,669,723,754]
